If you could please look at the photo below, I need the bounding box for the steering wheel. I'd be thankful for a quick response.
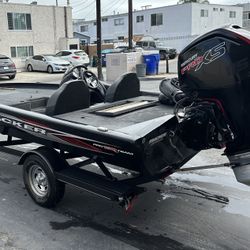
[82,70,99,89]
[60,64,107,104]
[60,64,88,85]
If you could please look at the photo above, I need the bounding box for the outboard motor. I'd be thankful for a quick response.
[177,25,250,185]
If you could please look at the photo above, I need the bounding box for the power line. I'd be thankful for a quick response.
[83,3,97,20]
[72,0,96,14]
[71,0,93,8]
[102,0,126,16]
[72,0,127,20]
[73,2,95,14]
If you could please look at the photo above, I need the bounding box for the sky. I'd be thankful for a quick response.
[5,0,250,19]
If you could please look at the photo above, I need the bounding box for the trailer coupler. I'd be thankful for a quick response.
[119,195,138,213]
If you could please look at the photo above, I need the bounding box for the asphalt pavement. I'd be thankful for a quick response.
[1,146,250,250]
[0,64,250,250]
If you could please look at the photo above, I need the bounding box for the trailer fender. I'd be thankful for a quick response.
[18,146,67,171]
[19,150,42,165]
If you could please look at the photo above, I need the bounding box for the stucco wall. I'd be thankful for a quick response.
[191,3,242,36]
[0,3,75,69]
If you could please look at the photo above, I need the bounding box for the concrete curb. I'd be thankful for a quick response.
[139,76,166,81]
[139,73,177,81]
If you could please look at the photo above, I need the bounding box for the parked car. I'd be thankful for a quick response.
[55,50,90,66]
[25,55,70,73]
[114,46,134,52]
[0,54,16,80]
[136,39,177,60]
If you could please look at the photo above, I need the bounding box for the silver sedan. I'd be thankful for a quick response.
[25,55,70,73]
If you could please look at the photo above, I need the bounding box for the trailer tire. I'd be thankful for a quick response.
[22,148,66,208]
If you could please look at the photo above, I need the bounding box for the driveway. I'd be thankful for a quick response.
[0,58,178,85]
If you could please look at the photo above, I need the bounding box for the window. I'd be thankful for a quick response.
[62,51,71,56]
[7,13,32,30]
[69,44,78,50]
[93,22,96,26]
[102,17,108,22]
[151,13,163,26]
[118,36,124,40]
[229,11,236,18]
[213,8,218,11]
[80,25,88,32]
[10,46,33,58]
[10,47,16,58]
[149,42,156,48]
[200,9,208,17]
[114,18,124,26]
[220,8,225,12]
[33,55,43,61]
[136,15,144,23]
[80,39,87,45]
[55,51,63,56]
[243,12,250,20]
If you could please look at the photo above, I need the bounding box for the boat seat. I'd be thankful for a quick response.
[46,80,90,116]
[105,72,140,102]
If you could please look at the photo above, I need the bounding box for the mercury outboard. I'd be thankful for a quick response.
[167,25,250,185]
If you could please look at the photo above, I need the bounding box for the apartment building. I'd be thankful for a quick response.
[73,3,242,52]
[0,2,79,69]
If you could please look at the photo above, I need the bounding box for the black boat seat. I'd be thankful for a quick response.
[46,80,90,116]
[105,72,140,102]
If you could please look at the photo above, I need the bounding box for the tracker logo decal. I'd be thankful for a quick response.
[181,42,226,75]
[0,114,134,157]
[0,116,46,135]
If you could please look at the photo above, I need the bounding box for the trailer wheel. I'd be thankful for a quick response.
[23,147,66,208]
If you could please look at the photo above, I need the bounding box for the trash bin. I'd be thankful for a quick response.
[136,63,146,77]
[143,54,160,75]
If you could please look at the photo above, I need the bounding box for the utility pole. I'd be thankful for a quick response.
[96,0,103,80]
[128,0,133,49]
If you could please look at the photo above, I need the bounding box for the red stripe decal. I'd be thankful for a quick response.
[22,118,49,128]
[54,134,104,153]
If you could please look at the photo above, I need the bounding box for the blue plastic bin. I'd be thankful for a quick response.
[143,54,160,75]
